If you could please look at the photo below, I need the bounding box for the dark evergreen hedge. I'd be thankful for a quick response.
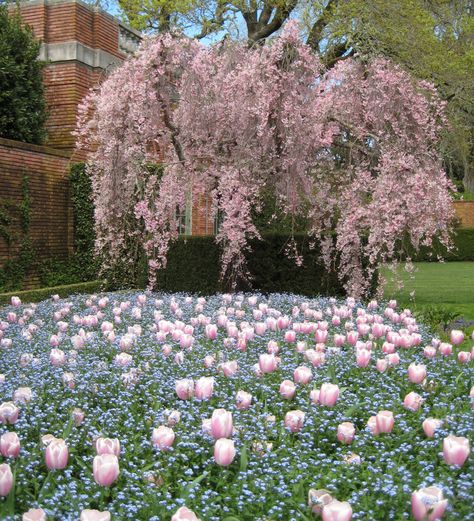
[153,234,344,296]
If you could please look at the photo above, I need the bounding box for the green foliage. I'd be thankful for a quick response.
[408,228,474,262]
[0,4,47,144]
[148,234,344,296]
[38,163,99,287]
[413,305,461,333]
[0,280,103,305]
[0,175,36,292]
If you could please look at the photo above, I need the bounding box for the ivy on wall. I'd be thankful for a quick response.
[0,174,35,291]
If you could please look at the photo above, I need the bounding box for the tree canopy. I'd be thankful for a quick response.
[0,4,47,144]
[116,0,474,191]
[77,25,454,297]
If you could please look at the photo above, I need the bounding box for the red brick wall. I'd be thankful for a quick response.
[0,138,72,288]
[454,201,474,228]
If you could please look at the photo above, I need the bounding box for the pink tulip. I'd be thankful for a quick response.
[214,438,236,466]
[152,426,175,450]
[277,316,290,330]
[222,360,239,377]
[284,410,305,433]
[319,383,340,407]
[96,437,120,457]
[195,377,214,400]
[450,329,464,345]
[11,296,21,307]
[322,500,353,521]
[259,353,278,374]
[0,431,20,458]
[93,454,120,486]
[334,334,345,347]
[203,355,215,368]
[45,438,69,470]
[315,329,328,343]
[337,422,355,444]
[205,324,217,340]
[310,389,320,405]
[347,331,359,345]
[439,343,452,356]
[404,392,424,412]
[443,435,470,467]
[308,489,333,516]
[175,379,194,400]
[387,353,400,366]
[367,416,379,435]
[0,463,13,497]
[171,506,200,521]
[457,351,471,364]
[356,349,371,367]
[371,323,385,338]
[284,330,296,343]
[422,418,443,438]
[211,409,233,439]
[293,366,312,385]
[23,508,48,521]
[408,363,427,384]
[236,390,252,410]
[255,322,267,335]
[411,486,448,521]
[375,410,394,434]
[423,346,437,358]
[376,358,388,373]
[279,380,296,400]
[13,387,33,404]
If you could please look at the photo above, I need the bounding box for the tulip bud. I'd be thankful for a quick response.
[22,508,47,521]
[319,383,340,407]
[211,409,233,439]
[403,392,424,412]
[194,377,214,401]
[322,500,353,521]
[171,507,200,521]
[375,410,394,434]
[443,435,470,467]
[0,463,13,496]
[214,438,236,466]
[45,438,69,470]
[95,437,120,457]
[93,454,120,486]
[0,431,20,458]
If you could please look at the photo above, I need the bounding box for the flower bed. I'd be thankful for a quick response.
[0,292,472,520]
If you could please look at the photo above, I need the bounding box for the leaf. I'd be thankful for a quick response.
[240,443,248,472]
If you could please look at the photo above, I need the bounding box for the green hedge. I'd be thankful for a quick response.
[409,228,474,262]
[152,234,344,296]
[0,280,103,306]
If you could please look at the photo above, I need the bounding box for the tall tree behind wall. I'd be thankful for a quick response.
[0,4,47,144]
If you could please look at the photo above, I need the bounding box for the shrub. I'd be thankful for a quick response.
[0,5,47,144]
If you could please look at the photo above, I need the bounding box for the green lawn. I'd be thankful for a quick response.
[382,261,474,325]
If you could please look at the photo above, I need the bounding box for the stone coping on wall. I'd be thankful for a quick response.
[0,137,71,158]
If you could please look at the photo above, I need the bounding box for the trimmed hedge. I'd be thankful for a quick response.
[153,234,344,296]
[410,228,474,262]
[0,280,103,306]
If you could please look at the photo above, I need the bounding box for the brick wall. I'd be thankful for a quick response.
[454,201,474,228]
[0,138,72,288]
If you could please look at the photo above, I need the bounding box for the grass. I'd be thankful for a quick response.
[382,261,474,325]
